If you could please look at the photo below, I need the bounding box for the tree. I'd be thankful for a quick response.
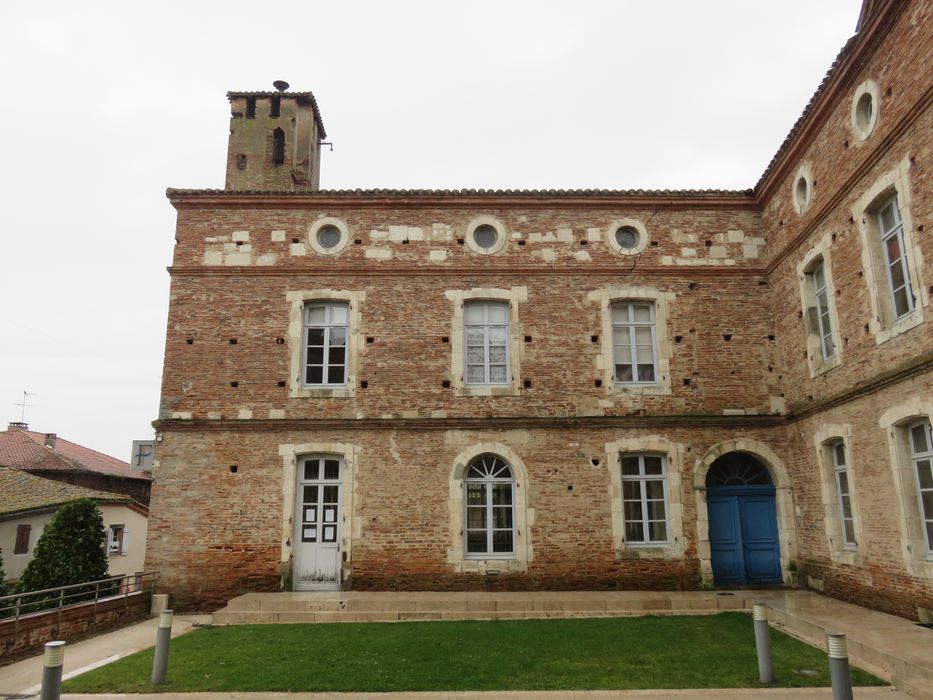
[15,499,108,595]
[0,546,7,597]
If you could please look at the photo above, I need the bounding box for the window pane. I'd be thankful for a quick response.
[645,480,665,499]
[615,344,633,363]
[322,485,339,503]
[634,327,653,345]
[467,347,484,364]
[466,366,485,383]
[910,424,930,454]
[889,260,906,290]
[304,461,320,481]
[467,532,486,553]
[646,500,666,520]
[637,364,656,382]
[643,457,663,475]
[925,523,933,551]
[843,520,856,545]
[488,327,507,344]
[467,507,486,529]
[489,347,507,364]
[489,366,508,383]
[612,327,629,346]
[624,500,643,521]
[492,483,512,505]
[615,364,633,382]
[922,491,933,519]
[466,483,486,505]
[328,347,345,365]
[893,287,912,317]
[492,530,513,552]
[493,507,513,529]
[327,366,345,384]
[837,471,849,496]
[812,265,825,289]
[621,458,641,476]
[306,366,323,384]
[917,462,933,490]
[622,481,641,501]
[306,347,324,365]
[329,305,348,324]
[648,521,667,542]
[633,305,653,322]
[636,345,654,363]
[885,234,902,262]
[487,304,509,324]
[305,306,326,324]
[611,304,631,324]
[307,328,325,345]
[625,522,644,542]
[323,459,340,480]
[330,327,347,346]
[879,203,896,232]
[303,485,318,502]
[822,334,834,359]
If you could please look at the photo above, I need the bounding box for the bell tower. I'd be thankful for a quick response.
[224,80,326,191]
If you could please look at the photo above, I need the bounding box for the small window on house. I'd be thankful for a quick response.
[316,225,341,250]
[614,225,640,249]
[246,96,256,119]
[807,260,836,361]
[270,94,281,118]
[464,454,515,558]
[464,301,510,386]
[472,224,499,250]
[876,195,915,319]
[304,302,349,387]
[14,523,31,554]
[611,302,657,384]
[795,176,810,210]
[107,524,126,555]
[621,454,669,545]
[908,419,933,554]
[831,441,857,549]
[272,128,285,165]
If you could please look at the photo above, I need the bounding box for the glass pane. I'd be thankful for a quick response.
[615,344,633,363]
[327,366,345,384]
[643,457,663,475]
[621,458,641,476]
[328,347,345,365]
[489,347,507,364]
[843,520,856,545]
[624,500,643,521]
[633,305,652,322]
[466,366,485,383]
[466,483,486,505]
[615,226,638,248]
[487,304,509,324]
[488,327,507,344]
[323,459,340,480]
[889,260,906,291]
[645,479,665,499]
[466,327,485,344]
[303,461,320,481]
[305,306,326,324]
[489,365,508,383]
[915,462,932,490]
[879,203,896,233]
[833,443,847,468]
[303,485,318,503]
[330,327,347,346]
[622,480,641,500]
[492,483,513,505]
[322,485,338,503]
[893,287,911,317]
[306,347,324,365]
[648,521,667,542]
[921,491,933,519]
[307,328,325,345]
[615,364,633,382]
[812,265,825,289]
[925,523,933,550]
[634,327,653,345]
[636,345,654,363]
[467,507,486,529]
[318,227,341,249]
[637,364,656,382]
[611,305,630,324]
[625,522,644,542]
[885,233,902,262]
[329,305,348,324]
[473,225,498,249]
[837,471,849,495]
[822,333,835,359]
[467,531,486,553]
[303,507,317,522]
[646,500,666,520]
[492,530,513,553]
[464,305,485,324]
[493,507,513,529]
[841,495,853,519]
[910,424,930,454]
[467,347,485,363]
[306,366,323,384]
[612,327,629,346]
[322,525,336,542]
[301,527,317,543]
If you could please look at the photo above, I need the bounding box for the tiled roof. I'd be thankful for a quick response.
[0,466,131,517]
[227,90,327,139]
[0,428,151,481]
[167,187,754,198]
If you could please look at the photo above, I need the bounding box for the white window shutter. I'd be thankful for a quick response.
[122,529,131,555]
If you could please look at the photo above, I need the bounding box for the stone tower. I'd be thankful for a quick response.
[224,81,326,191]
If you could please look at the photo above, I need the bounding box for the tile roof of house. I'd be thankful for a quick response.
[0,466,132,517]
[167,187,755,198]
[0,428,151,481]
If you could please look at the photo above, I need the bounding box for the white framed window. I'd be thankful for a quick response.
[792,163,813,215]
[464,301,510,386]
[621,454,669,545]
[604,218,649,256]
[809,261,836,361]
[876,195,915,320]
[107,524,127,555]
[464,454,515,559]
[798,242,842,377]
[464,217,508,255]
[908,419,933,555]
[612,302,657,384]
[303,302,349,387]
[307,217,350,256]
[850,79,880,142]
[830,442,857,550]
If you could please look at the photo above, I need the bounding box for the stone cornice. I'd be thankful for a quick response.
[166,265,768,278]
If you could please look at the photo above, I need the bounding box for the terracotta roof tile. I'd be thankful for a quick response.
[167,187,754,198]
[0,466,131,517]
[0,428,151,481]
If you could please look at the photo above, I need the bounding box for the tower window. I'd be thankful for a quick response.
[246,96,256,119]
[272,128,285,165]
[271,95,281,118]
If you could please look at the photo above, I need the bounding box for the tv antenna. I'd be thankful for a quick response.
[14,390,37,423]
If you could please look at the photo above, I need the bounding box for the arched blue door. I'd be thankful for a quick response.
[707,453,782,586]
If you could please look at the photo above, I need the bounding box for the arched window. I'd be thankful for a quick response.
[272,128,285,165]
[706,453,772,487]
[464,455,514,558]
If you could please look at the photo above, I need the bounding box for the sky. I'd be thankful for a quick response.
[0,0,863,461]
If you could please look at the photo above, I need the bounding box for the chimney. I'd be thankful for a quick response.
[7,421,28,430]
[44,433,57,449]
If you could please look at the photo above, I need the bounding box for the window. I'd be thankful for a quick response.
[307,217,350,256]
[272,128,285,165]
[792,163,813,215]
[270,94,281,118]
[464,217,507,255]
[851,80,880,141]
[14,523,31,554]
[621,454,669,545]
[464,455,515,558]
[808,260,836,361]
[108,524,126,555]
[612,302,656,384]
[303,302,348,387]
[605,218,649,255]
[876,195,915,319]
[464,301,510,386]
[245,96,256,119]
[831,442,857,549]
[908,420,933,554]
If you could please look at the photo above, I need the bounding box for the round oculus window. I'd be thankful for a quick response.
[855,92,874,131]
[614,225,640,249]
[795,176,810,208]
[472,224,499,250]
[317,225,342,250]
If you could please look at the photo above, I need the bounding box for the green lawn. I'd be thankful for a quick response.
[63,613,885,693]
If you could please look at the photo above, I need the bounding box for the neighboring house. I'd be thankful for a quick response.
[0,466,149,582]
[147,0,933,622]
[0,423,151,505]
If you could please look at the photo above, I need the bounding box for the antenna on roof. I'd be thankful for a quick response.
[14,389,37,424]
[273,80,290,92]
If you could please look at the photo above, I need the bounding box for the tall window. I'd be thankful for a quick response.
[612,302,656,384]
[877,195,915,319]
[621,454,669,544]
[14,523,31,554]
[464,455,515,558]
[464,302,509,386]
[908,419,933,554]
[272,127,285,165]
[831,442,857,549]
[304,303,348,386]
[810,261,836,360]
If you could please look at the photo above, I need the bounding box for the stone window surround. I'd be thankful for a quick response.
[589,286,674,396]
[464,216,508,256]
[447,442,533,574]
[278,441,361,590]
[604,218,650,256]
[693,439,798,587]
[792,162,814,215]
[307,216,350,256]
[445,286,526,397]
[850,79,880,142]
[796,234,842,377]
[852,158,927,345]
[812,424,864,566]
[286,289,365,398]
[879,397,933,577]
[606,436,685,559]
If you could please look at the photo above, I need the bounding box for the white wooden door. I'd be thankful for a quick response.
[294,455,342,590]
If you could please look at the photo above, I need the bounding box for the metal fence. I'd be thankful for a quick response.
[0,571,159,636]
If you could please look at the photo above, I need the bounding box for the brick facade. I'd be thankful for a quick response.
[148,0,933,617]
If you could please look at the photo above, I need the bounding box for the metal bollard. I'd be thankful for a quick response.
[827,632,854,700]
[151,609,174,685]
[752,602,774,684]
[40,640,66,700]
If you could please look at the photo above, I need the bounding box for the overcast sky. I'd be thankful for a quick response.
[1,1,862,461]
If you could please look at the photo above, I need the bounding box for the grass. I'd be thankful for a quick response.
[62,613,886,693]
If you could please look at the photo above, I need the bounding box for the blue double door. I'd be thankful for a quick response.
[708,486,782,586]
